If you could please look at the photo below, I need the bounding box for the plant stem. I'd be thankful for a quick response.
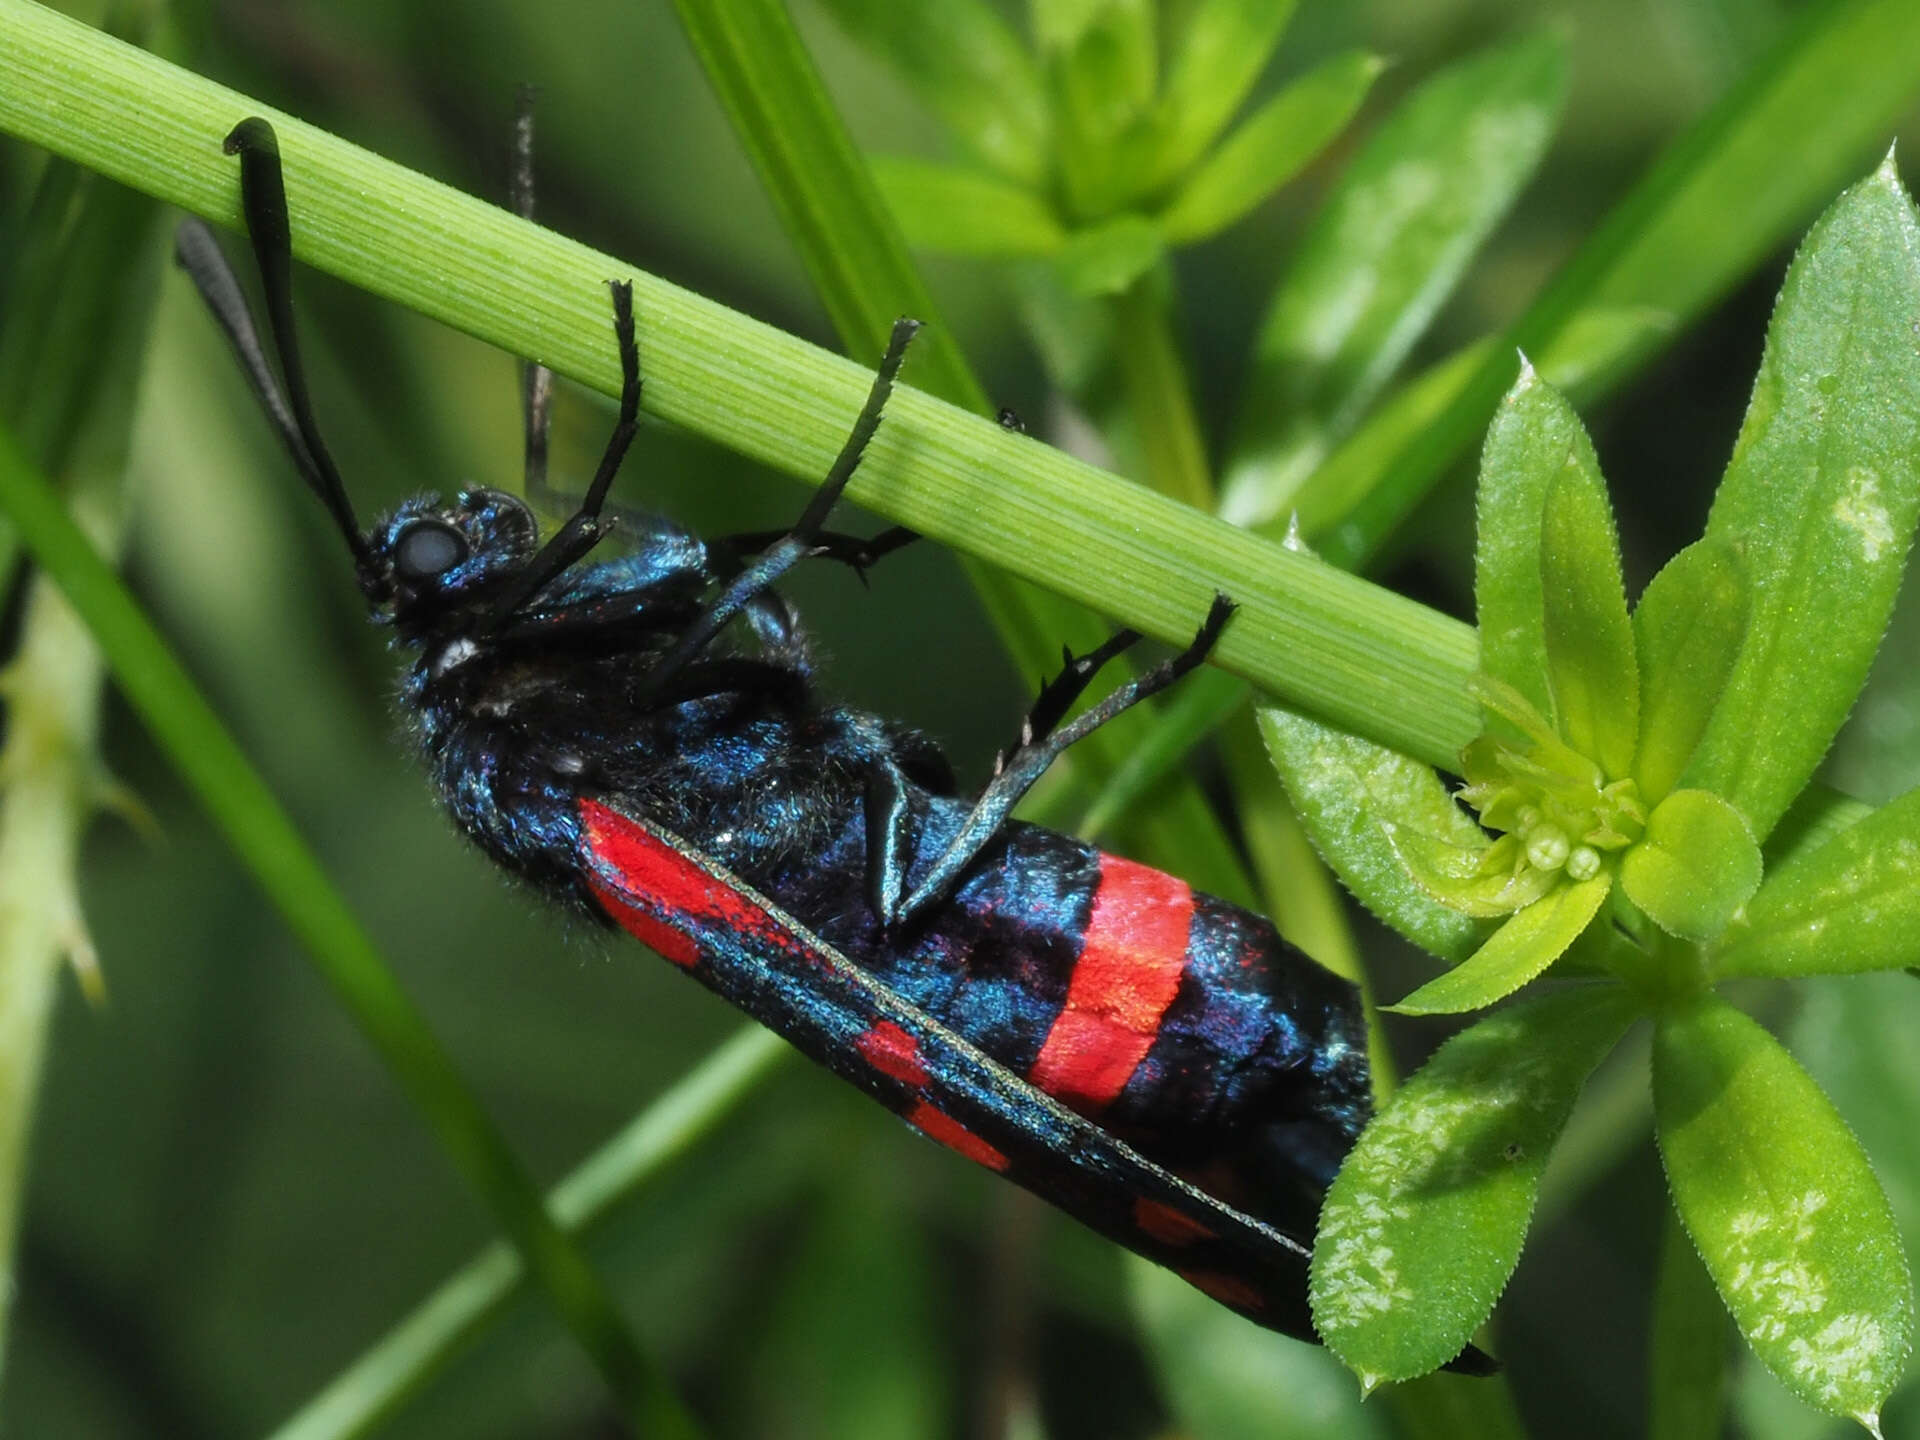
[271,1028,789,1440]
[1112,279,1214,510]
[0,488,118,1377]
[0,0,1481,768]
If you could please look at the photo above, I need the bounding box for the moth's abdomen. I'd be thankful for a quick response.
[789,801,1372,1221]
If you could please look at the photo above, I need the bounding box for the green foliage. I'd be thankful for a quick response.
[1655,997,1912,1427]
[6,1,1920,1437]
[1312,987,1640,1382]
[1684,155,1920,840]
[1225,31,1568,524]
[1284,159,1920,1430]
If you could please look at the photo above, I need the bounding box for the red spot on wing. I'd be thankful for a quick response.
[589,875,700,967]
[1180,1269,1267,1312]
[1132,1196,1216,1246]
[580,799,778,965]
[1028,855,1193,1112]
[857,1021,931,1087]
[906,1101,1009,1172]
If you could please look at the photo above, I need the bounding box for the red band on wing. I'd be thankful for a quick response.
[1027,855,1193,1113]
[1132,1196,1216,1247]
[906,1101,1010,1172]
[580,799,778,965]
[857,1021,931,1087]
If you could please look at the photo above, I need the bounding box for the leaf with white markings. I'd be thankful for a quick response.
[1682,156,1920,841]
[1654,996,1912,1430]
[1312,987,1640,1385]
[1715,783,1920,979]
[1259,705,1486,965]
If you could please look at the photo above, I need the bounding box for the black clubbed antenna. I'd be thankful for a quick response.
[218,117,372,573]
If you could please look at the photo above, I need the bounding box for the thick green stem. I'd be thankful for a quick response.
[0,0,1480,767]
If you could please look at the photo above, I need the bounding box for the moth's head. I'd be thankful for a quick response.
[363,488,540,633]
[177,119,547,640]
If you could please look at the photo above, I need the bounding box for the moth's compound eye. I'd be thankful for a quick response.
[394,520,468,582]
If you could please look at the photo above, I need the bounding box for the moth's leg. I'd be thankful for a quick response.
[486,280,643,626]
[638,318,920,699]
[885,595,1235,928]
[999,625,1144,768]
[718,523,919,584]
[860,624,1146,926]
[863,761,916,924]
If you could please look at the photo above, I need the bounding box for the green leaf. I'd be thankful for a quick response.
[1312,986,1641,1384]
[1030,0,1101,50]
[1790,972,1920,1280]
[1259,704,1486,965]
[1716,783,1920,979]
[1223,715,1366,984]
[1650,1207,1735,1440]
[1762,784,1874,874]
[1152,0,1301,184]
[1389,875,1611,1015]
[1632,539,1750,806]
[812,0,1048,185]
[1222,28,1568,525]
[1157,49,1382,245]
[1052,212,1165,297]
[869,156,1066,256]
[1540,458,1638,780]
[1682,158,1920,841]
[1053,0,1156,115]
[1047,0,1159,219]
[1620,789,1763,942]
[1777,973,1920,1438]
[1475,364,1610,727]
[1654,995,1913,1429]
[1296,307,1672,555]
[1321,0,1920,572]
[668,0,985,404]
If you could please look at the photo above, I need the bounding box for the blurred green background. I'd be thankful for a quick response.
[4,1,1920,1437]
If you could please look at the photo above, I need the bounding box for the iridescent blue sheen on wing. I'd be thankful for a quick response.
[580,798,1325,1340]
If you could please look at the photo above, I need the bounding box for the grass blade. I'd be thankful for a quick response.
[0,1,1481,763]
[0,419,701,1440]
[271,1027,788,1440]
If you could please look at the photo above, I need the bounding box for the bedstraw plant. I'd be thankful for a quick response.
[4,2,1920,1439]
